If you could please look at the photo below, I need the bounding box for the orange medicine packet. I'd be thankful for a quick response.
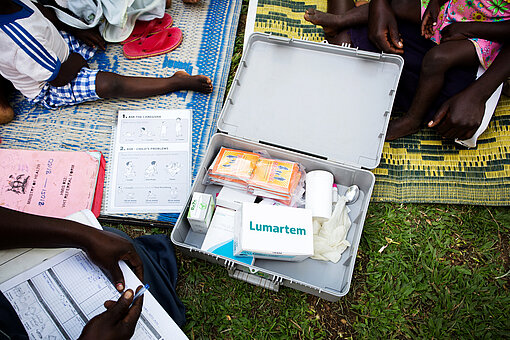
[249,158,301,197]
[208,147,260,184]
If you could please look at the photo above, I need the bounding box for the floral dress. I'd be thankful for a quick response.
[421,0,510,68]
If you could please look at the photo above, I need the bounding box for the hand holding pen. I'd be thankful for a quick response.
[79,285,144,340]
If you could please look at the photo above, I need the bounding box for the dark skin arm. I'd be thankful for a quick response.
[441,20,510,43]
[368,0,404,54]
[0,206,143,291]
[429,43,510,139]
[0,206,146,339]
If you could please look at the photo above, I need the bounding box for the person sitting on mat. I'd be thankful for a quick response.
[0,206,186,339]
[305,0,510,141]
[0,0,213,124]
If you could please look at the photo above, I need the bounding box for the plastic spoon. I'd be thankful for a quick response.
[344,185,360,205]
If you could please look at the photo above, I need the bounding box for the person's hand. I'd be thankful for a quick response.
[368,0,403,54]
[421,0,440,39]
[78,288,143,340]
[70,27,106,50]
[83,230,143,291]
[440,22,474,42]
[428,89,485,139]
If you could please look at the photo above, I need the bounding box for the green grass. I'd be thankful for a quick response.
[168,204,509,339]
[116,1,510,338]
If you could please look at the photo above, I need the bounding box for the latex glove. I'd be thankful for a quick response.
[312,197,352,263]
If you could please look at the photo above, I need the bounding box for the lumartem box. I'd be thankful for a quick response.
[171,33,403,301]
[233,203,313,262]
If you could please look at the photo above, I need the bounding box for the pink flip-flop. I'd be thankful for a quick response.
[122,13,173,45]
[123,27,183,59]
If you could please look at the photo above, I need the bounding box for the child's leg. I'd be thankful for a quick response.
[95,71,213,99]
[386,40,479,141]
[304,0,366,45]
[0,76,14,124]
[304,0,420,45]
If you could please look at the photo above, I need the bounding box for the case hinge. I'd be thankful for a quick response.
[228,268,281,292]
[267,34,291,44]
[355,49,382,60]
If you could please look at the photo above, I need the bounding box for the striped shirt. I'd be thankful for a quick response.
[0,0,69,99]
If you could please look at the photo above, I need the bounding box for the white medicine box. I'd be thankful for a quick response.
[171,33,403,301]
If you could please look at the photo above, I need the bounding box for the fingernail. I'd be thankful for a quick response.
[116,283,124,291]
[428,121,434,126]
[124,290,133,299]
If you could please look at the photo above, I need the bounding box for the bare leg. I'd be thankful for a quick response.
[0,76,14,124]
[391,0,421,24]
[95,71,212,99]
[304,0,366,45]
[304,0,421,45]
[386,40,478,141]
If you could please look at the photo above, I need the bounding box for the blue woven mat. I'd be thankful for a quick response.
[0,0,243,224]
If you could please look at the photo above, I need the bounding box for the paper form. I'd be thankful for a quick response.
[106,109,192,214]
[0,249,188,340]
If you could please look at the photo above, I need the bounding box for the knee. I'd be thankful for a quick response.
[95,72,123,98]
[421,46,451,76]
[0,106,14,124]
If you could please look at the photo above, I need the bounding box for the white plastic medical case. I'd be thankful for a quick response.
[171,33,403,301]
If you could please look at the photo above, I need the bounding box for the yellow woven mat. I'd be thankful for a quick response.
[253,0,510,205]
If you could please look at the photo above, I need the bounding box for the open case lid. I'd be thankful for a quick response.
[218,33,403,169]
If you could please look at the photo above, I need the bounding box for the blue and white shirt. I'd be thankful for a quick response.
[0,0,69,99]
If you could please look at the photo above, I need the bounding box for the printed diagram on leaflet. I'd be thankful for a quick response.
[107,109,192,213]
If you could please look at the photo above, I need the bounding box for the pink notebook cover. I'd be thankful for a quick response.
[0,149,102,218]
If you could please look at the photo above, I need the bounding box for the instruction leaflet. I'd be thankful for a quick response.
[107,110,191,213]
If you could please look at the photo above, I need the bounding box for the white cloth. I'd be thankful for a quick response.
[45,0,166,43]
[0,0,69,99]
[311,197,352,263]
[101,0,165,43]
[455,66,503,148]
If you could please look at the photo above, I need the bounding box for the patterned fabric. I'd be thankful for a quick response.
[253,0,510,205]
[28,32,100,109]
[0,0,244,223]
[421,0,510,68]
[28,67,100,109]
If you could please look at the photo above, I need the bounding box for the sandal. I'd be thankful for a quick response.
[123,26,183,59]
[122,13,173,45]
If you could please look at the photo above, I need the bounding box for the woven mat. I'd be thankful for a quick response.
[250,0,510,205]
[0,0,243,223]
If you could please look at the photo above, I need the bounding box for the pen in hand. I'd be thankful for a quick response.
[130,283,149,307]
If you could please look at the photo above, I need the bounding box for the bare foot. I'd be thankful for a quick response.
[171,71,213,93]
[304,8,344,37]
[385,116,422,141]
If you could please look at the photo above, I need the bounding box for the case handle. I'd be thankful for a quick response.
[227,268,281,292]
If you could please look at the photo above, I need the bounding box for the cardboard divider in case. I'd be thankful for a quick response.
[171,33,403,301]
